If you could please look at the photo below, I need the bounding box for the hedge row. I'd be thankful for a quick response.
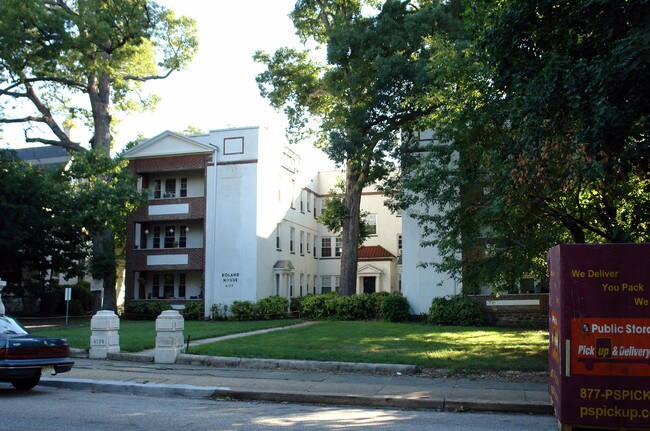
[124,300,204,320]
[291,291,410,323]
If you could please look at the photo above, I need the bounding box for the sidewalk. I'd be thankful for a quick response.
[37,323,552,414]
[39,353,551,413]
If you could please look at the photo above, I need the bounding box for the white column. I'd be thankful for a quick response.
[155,310,185,364]
[89,310,120,359]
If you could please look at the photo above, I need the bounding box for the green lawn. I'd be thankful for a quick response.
[29,319,303,352]
[30,319,549,372]
[190,321,549,372]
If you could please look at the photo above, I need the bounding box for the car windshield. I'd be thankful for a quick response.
[0,315,29,335]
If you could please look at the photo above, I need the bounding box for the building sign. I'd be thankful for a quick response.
[548,244,650,429]
[222,272,240,289]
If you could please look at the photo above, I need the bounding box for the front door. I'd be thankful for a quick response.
[363,276,376,294]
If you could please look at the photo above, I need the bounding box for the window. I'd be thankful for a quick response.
[321,276,332,294]
[306,192,311,212]
[321,237,332,257]
[290,227,295,253]
[335,237,342,257]
[179,225,187,248]
[313,235,317,257]
[276,224,281,250]
[152,274,160,298]
[290,180,295,209]
[180,178,187,197]
[178,274,186,298]
[300,273,304,296]
[313,196,317,218]
[164,179,176,198]
[300,190,305,213]
[300,230,304,255]
[164,226,175,248]
[306,233,311,253]
[365,213,377,235]
[153,227,161,249]
[335,276,340,293]
[153,179,161,199]
[164,274,174,298]
[289,274,294,297]
[397,234,403,256]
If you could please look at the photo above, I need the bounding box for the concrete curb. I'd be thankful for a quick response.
[99,351,419,375]
[39,377,553,415]
[174,353,418,375]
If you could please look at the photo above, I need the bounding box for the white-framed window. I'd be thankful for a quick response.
[179,225,187,248]
[306,192,311,212]
[164,179,176,198]
[306,233,311,253]
[365,213,377,235]
[313,235,317,257]
[153,179,161,199]
[397,234,402,256]
[321,276,332,293]
[152,274,160,298]
[290,227,295,253]
[179,273,186,298]
[300,190,305,213]
[276,223,282,250]
[180,177,188,197]
[300,230,304,255]
[321,237,332,257]
[164,226,175,248]
[335,237,342,257]
[335,276,340,293]
[300,273,304,296]
[153,227,161,249]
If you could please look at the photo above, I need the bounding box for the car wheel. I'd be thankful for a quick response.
[11,372,41,391]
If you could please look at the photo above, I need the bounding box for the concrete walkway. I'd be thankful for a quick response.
[37,322,552,414]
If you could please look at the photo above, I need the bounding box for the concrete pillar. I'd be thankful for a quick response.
[154,310,185,364]
[0,279,6,315]
[89,310,120,359]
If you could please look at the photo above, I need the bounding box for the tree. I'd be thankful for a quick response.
[0,0,198,310]
[255,0,463,295]
[0,149,88,304]
[390,0,650,292]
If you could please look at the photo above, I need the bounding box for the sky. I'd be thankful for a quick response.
[2,0,321,156]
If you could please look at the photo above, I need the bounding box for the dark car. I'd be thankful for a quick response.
[0,314,74,390]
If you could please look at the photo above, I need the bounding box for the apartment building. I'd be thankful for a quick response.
[123,126,418,317]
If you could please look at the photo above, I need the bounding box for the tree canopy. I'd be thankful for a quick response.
[256,0,464,295]
[389,0,650,292]
[0,0,197,310]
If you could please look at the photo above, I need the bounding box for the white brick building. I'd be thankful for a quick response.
[123,126,456,317]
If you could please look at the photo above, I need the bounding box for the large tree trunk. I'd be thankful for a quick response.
[88,70,117,312]
[339,163,364,296]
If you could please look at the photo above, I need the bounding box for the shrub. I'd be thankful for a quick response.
[257,296,289,319]
[379,292,410,322]
[182,301,204,320]
[124,300,172,320]
[301,293,339,319]
[290,295,306,314]
[210,303,229,321]
[230,300,258,320]
[428,295,483,326]
[337,294,377,320]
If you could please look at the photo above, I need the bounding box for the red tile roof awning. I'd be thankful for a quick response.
[358,245,395,260]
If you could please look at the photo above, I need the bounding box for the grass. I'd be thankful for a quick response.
[190,321,549,372]
[29,319,303,352]
[29,319,549,372]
